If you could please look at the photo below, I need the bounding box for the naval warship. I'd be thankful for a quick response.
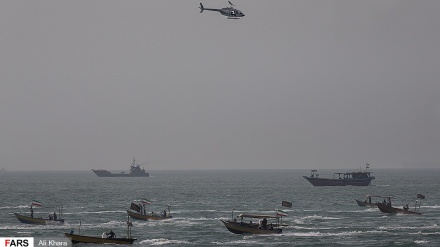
[92,158,149,177]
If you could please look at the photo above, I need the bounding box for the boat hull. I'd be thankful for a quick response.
[64,233,136,244]
[303,176,374,186]
[377,204,421,215]
[92,169,149,177]
[126,210,172,221]
[355,199,377,207]
[14,213,64,225]
[220,220,282,234]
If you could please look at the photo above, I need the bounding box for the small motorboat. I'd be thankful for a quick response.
[221,211,285,234]
[64,216,136,244]
[127,201,172,221]
[377,203,422,215]
[376,195,423,215]
[64,233,136,245]
[14,213,64,225]
[14,205,64,225]
[355,194,394,207]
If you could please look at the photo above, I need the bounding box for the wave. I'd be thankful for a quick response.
[379,224,439,231]
[291,225,348,230]
[140,238,191,245]
[301,215,342,220]
[409,231,440,236]
[414,240,429,244]
[328,209,375,213]
[67,210,126,215]
[0,205,30,210]
[212,239,265,245]
[282,230,388,237]
[0,224,75,230]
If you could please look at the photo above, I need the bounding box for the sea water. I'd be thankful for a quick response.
[1,169,439,246]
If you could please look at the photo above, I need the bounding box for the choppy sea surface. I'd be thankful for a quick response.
[1,169,439,246]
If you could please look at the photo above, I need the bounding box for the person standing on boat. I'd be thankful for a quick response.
[107,230,116,239]
[53,212,57,220]
[262,218,267,229]
[368,196,371,204]
[163,210,167,217]
[138,203,143,215]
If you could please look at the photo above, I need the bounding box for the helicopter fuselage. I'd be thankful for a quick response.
[200,3,245,18]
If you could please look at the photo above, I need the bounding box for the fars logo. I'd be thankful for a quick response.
[0,238,34,247]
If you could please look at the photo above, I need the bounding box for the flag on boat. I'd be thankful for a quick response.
[31,200,43,207]
[130,202,141,212]
[281,200,292,208]
[417,194,425,199]
[276,209,288,217]
[140,198,152,204]
[366,163,370,169]
[311,169,317,172]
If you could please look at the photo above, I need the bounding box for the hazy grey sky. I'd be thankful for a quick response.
[1,1,439,171]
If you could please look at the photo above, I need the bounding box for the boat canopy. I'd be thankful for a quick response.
[237,214,278,219]
[365,194,396,199]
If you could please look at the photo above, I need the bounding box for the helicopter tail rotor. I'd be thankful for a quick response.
[199,3,204,13]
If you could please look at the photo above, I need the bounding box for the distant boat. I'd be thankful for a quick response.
[92,158,149,177]
[303,164,375,186]
[355,195,391,207]
[126,202,172,221]
[221,211,285,234]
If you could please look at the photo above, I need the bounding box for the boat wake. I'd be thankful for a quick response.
[139,238,191,245]
[378,224,439,231]
[282,229,387,237]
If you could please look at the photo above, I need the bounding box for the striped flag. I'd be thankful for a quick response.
[282,201,293,208]
[32,200,43,207]
[276,209,288,217]
[140,198,152,204]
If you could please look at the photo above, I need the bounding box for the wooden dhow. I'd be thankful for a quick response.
[304,164,375,186]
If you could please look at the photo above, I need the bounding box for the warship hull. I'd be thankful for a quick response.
[92,169,149,177]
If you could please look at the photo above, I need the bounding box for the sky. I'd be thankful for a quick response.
[1,1,439,171]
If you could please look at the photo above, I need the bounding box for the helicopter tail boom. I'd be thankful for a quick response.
[199,3,221,13]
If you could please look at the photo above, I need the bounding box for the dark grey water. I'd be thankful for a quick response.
[1,169,439,246]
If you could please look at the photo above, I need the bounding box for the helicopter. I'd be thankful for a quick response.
[199,1,245,19]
